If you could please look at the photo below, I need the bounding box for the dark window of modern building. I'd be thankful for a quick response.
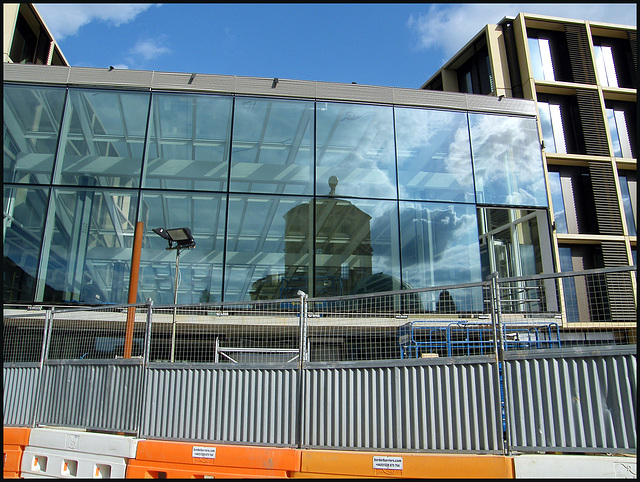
[605,100,636,159]
[547,166,599,234]
[527,28,573,83]
[9,11,37,64]
[4,84,67,184]
[143,92,232,191]
[230,97,314,195]
[593,36,636,89]
[316,102,396,199]
[557,244,609,323]
[547,171,568,233]
[618,171,637,236]
[468,113,547,206]
[456,41,494,95]
[395,107,475,203]
[3,185,50,303]
[54,88,151,188]
[536,93,585,155]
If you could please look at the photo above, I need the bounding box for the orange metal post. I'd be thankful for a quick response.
[124,221,144,358]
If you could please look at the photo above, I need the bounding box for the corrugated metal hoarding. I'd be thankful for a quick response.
[302,358,503,452]
[3,364,40,426]
[504,346,636,453]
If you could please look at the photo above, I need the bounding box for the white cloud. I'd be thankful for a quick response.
[129,38,171,61]
[35,4,155,40]
[408,3,637,58]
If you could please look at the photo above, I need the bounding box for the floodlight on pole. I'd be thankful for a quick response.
[153,227,196,362]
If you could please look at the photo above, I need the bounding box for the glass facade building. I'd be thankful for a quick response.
[4,65,551,308]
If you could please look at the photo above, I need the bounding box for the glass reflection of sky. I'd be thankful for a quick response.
[469,113,547,207]
[395,107,475,203]
[316,102,397,199]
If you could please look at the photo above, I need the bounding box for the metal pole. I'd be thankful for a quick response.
[32,307,54,427]
[296,290,308,448]
[493,272,512,456]
[137,298,153,438]
[170,249,180,363]
[124,221,144,358]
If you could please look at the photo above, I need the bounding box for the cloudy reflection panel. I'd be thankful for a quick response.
[3,185,50,302]
[138,191,226,304]
[469,113,547,207]
[54,89,150,188]
[399,201,482,311]
[230,97,314,195]
[3,84,66,184]
[315,197,400,297]
[42,188,139,304]
[143,93,232,191]
[395,107,475,202]
[316,102,396,199]
[224,195,313,302]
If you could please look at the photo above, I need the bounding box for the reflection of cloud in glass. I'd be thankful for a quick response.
[395,108,474,200]
[470,114,547,206]
[400,203,481,288]
[317,103,397,198]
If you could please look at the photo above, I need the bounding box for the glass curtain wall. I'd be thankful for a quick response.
[3,82,550,306]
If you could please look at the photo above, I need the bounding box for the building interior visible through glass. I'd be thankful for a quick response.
[5,86,557,312]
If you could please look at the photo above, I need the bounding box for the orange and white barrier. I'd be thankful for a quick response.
[126,440,301,478]
[3,427,31,479]
[291,449,515,478]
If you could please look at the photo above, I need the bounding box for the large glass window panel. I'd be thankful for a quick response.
[225,195,312,301]
[315,197,400,297]
[528,37,555,81]
[230,97,314,195]
[3,185,50,302]
[537,101,567,154]
[143,93,232,191]
[547,171,568,233]
[41,188,139,304]
[619,173,637,236]
[469,113,547,207]
[54,89,150,188]
[316,102,396,199]
[594,45,618,87]
[400,201,482,312]
[395,107,475,202]
[606,108,633,158]
[138,191,226,304]
[3,84,66,184]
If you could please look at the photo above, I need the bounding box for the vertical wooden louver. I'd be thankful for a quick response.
[588,161,624,235]
[576,89,610,156]
[564,24,597,84]
[601,241,636,322]
[628,31,637,73]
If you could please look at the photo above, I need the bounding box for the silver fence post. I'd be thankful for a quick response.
[296,290,308,448]
[32,307,54,427]
[137,298,153,438]
[492,273,512,456]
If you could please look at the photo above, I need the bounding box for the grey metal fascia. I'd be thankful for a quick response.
[3,63,537,116]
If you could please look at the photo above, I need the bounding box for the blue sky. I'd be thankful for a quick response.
[35,3,637,89]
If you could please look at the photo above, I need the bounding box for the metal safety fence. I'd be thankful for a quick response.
[3,266,637,454]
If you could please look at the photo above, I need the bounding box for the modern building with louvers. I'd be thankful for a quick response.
[422,13,637,311]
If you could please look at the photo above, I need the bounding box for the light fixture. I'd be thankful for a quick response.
[153,227,196,251]
[153,227,196,362]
